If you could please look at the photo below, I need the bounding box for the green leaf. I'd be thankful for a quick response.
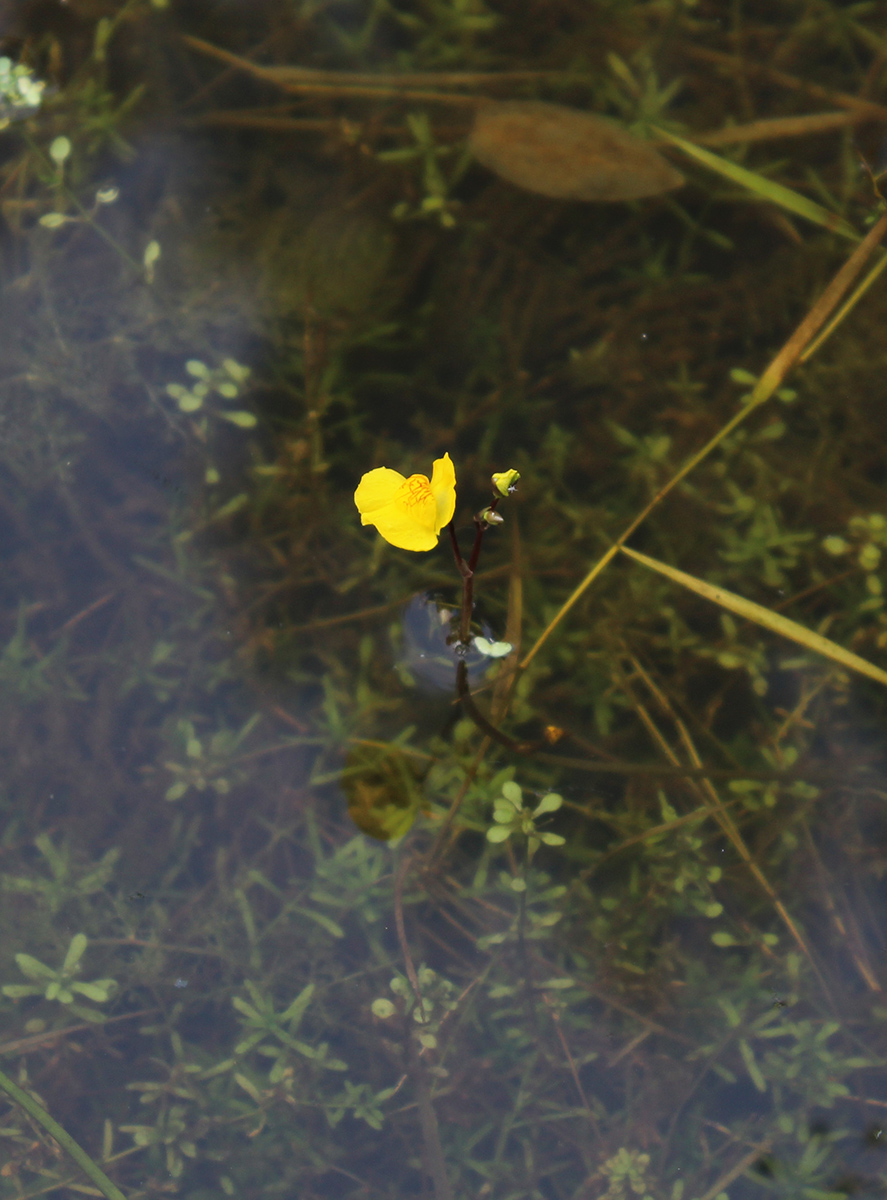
[68,1003,107,1023]
[621,546,887,688]
[210,493,250,521]
[222,358,250,382]
[279,983,315,1028]
[1,984,42,998]
[233,1032,266,1055]
[738,1037,768,1092]
[14,954,56,982]
[730,368,758,386]
[72,979,116,1002]
[533,792,563,817]
[474,637,513,658]
[49,136,71,165]
[62,933,88,974]
[486,826,512,843]
[234,1073,263,1102]
[217,410,258,428]
[232,996,261,1021]
[538,832,566,847]
[651,127,858,240]
[292,907,344,939]
[500,781,522,807]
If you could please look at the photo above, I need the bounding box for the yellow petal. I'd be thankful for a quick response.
[430,452,456,533]
[354,467,406,515]
[370,499,439,551]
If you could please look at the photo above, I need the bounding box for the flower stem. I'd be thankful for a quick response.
[450,495,533,753]
[455,660,535,753]
[449,495,501,647]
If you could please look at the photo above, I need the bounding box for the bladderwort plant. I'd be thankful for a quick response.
[161,713,261,801]
[486,780,565,862]
[2,933,117,1020]
[1,833,120,916]
[355,458,528,769]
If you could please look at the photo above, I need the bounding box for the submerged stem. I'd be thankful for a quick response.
[456,659,536,753]
[407,1032,455,1200]
[449,496,529,750]
[449,495,501,648]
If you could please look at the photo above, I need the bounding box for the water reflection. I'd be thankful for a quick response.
[398,592,491,692]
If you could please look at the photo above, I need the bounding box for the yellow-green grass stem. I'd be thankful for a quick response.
[800,247,887,362]
[620,546,887,688]
[521,210,887,670]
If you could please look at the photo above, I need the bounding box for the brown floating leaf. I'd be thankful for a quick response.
[341,743,423,841]
[469,100,684,201]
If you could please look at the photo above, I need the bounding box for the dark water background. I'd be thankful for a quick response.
[2,2,887,1198]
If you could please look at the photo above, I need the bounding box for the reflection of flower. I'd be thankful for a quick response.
[355,454,456,551]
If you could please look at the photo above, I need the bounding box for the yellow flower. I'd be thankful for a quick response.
[355,453,456,551]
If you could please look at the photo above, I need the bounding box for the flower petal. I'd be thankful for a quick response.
[430,453,456,534]
[354,467,406,516]
[367,499,438,551]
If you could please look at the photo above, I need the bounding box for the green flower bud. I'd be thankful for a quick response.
[479,507,504,526]
[491,468,520,497]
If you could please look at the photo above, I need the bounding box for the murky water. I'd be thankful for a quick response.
[2,3,887,1199]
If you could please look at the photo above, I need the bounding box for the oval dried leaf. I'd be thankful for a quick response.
[469,101,684,202]
[342,744,422,841]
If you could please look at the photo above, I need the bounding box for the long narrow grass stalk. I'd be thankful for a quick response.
[0,1067,127,1200]
[800,249,887,362]
[521,211,887,669]
[620,546,887,686]
[652,127,858,239]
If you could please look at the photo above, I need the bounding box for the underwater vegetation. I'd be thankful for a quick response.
[3,1,887,1199]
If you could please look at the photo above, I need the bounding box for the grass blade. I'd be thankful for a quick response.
[0,1067,127,1200]
[652,126,858,240]
[621,546,887,687]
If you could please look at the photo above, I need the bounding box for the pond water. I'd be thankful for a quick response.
[2,3,887,1199]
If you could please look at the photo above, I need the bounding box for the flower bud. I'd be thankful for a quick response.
[491,468,520,497]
